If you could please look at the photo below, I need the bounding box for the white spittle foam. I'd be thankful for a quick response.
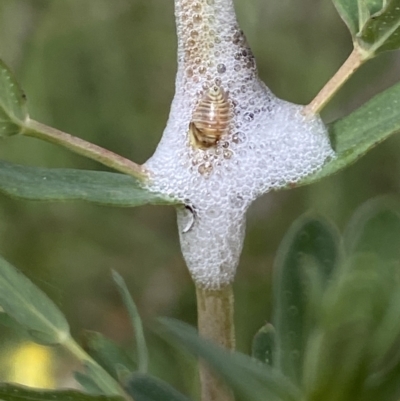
[144,0,335,289]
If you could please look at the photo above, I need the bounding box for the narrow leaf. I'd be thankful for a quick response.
[365,0,386,15]
[0,255,69,345]
[0,311,26,331]
[112,270,148,373]
[82,360,124,396]
[343,196,400,261]
[74,371,104,395]
[359,0,400,54]
[299,81,400,185]
[332,0,360,35]
[82,330,136,381]
[252,323,276,366]
[0,383,123,401]
[369,290,400,374]
[273,214,340,385]
[0,160,178,207]
[0,59,28,137]
[303,253,392,401]
[158,318,301,401]
[362,362,400,401]
[332,0,385,37]
[125,373,192,401]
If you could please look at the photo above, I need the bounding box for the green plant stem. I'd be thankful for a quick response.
[23,119,148,181]
[63,337,127,397]
[196,285,235,401]
[303,47,365,116]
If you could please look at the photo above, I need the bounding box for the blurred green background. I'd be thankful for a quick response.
[0,0,399,395]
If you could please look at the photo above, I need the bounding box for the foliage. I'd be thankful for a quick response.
[160,199,400,401]
[299,81,400,185]
[0,0,399,400]
[0,198,399,401]
[333,0,400,56]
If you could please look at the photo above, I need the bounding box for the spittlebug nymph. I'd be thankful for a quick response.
[189,85,230,149]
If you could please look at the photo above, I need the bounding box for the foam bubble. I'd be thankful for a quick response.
[143,0,334,289]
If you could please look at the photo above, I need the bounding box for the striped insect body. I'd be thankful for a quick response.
[189,85,231,149]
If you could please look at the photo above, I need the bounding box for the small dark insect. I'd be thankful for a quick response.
[189,85,231,149]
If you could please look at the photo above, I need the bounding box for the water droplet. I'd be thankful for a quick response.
[223,149,233,159]
[198,163,213,176]
[192,1,202,12]
[244,112,254,121]
[232,132,246,144]
[193,13,202,23]
[217,63,226,73]
[232,195,245,207]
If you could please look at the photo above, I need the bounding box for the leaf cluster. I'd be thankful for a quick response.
[0,197,400,401]
[160,197,400,401]
[0,254,190,401]
[333,0,400,57]
[0,0,399,198]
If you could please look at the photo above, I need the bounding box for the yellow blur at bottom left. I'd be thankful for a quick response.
[2,342,56,388]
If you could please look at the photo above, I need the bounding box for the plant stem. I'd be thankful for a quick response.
[196,285,235,401]
[303,47,365,116]
[23,119,148,181]
[64,337,127,397]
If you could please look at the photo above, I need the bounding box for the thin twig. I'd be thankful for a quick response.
[23,119,148,181]
[196,285,235,401]
[303,47,365,116]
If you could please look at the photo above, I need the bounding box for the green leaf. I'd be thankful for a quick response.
[0,160,178,207]
[112,270,148,373]
[125,373,192,401]
[82,330,136,381]
[251,323,276,366]
[343,196,400,261]
[0,383,124,401]
[359,0,400,54]
[332,0,360,35]
[0,254,69,345]
[77,360,124,397]
[303,253,392,401]
[331,0,385,37]
[0,59,28,137]
[362,362,400,401]
[368,289,400,375]
[299,81,400,185]
[158,318,301,401]
[273,214,340,385]
[0,311,26,331]
[74,371,104,395]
